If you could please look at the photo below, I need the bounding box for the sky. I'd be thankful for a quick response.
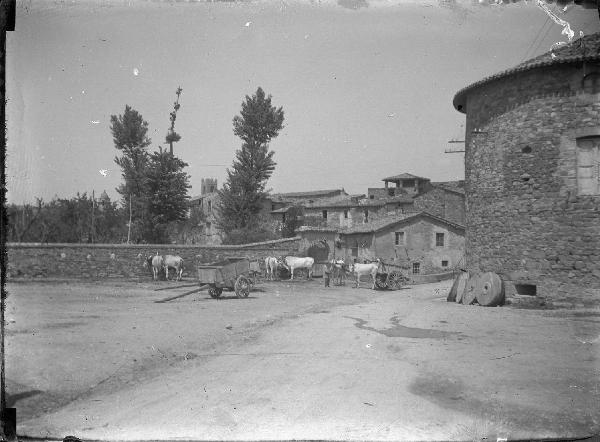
[6,0,599,204]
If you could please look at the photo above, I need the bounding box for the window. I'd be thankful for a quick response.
[344,210,348,219]
[272,204,276,211]
[441,260,449,268]
[282,213,286,223]
[412,262,420,274]
[577,137,600,195]
[364,209,369,222]
[583,73,600,94]
[322,210,328,219]
[351,241,358,257]
[436,233,445,247]
[394,231,404,246]
[403,179,415,188]
[208,200,212,212]
[369,195,374,199]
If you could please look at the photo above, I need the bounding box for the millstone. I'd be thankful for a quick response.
[475,272,505,307]
[455,272,469,304]
[462,274,478,305]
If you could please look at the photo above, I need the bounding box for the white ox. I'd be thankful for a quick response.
[348,259,381,289]
[163,255,184,281]
[146,254,164,281]
[280,256,314,280]
[265,256,279,281]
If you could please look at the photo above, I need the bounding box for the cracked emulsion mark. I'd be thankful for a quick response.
[344,316,458,339]
[535,0,582,57]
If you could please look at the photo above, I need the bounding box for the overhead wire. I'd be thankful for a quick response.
[531,16,555,57]
[520,16,551,62]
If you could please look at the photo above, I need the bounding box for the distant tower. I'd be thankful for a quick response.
[201,178,218,195]
[99,190,110,209]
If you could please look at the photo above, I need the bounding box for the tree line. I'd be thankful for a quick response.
[8,87,298,245]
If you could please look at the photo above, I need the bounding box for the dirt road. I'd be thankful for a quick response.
[5,278,600,440]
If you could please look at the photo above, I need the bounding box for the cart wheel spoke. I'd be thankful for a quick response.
[375,273,388,290]
[208,286,222,299]
[388,271,406,290]
[234,276,250,298]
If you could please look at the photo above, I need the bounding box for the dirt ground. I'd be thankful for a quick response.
[5,277,600,441]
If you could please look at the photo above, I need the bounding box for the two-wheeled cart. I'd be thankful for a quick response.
[154,257,256,303]
[374,261,409,290]
[198,257,254,299]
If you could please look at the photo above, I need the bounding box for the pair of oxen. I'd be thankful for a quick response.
[144,253,184,281]
[328,258,382,289]
[264,256,315,281]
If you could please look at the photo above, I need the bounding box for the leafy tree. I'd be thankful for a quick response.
[110,105,152,243]
[217,87,285,243]
[281,205,304,238]
[144,149,191,243]
[7,194,126,243]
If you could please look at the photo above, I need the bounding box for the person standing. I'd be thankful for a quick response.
[324,262,331,287]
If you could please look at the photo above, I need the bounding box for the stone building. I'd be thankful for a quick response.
[189,178,221,244]
[300,195,414,229]
[368,173,432,199]
[297,211,465,275]
[413,182,465,225]
[452,32,600,304]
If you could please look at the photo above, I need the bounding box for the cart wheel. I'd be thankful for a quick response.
[234,276,251,298]
[208,285,222,299]
[375,273,388,290]
[388,271,405,290]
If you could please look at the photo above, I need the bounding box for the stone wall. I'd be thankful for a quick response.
[462,62,600,304]
[7,237,302,280]
[413,187,465,225]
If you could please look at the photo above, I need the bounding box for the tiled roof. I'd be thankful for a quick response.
[339,211,465,235]
[379,195,415,204]
[301,195,370,209]
[296,225,339,233]
[381,173,430,182]
[270,189,346,200]
[454,32,600,113]
[431,181,465,196]
[270,206,291,214]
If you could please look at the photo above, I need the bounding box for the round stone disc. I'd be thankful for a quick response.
[475,272,505,307]
[455,272,469,304]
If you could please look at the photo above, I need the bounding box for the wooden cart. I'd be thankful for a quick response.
[374,261,409,290]
[197,257,254,299]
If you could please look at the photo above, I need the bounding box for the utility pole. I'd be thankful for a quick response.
[91,190,95,243]
[127,193,132,244]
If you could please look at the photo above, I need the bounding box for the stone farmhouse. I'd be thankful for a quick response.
[452,32,600,304]
[297,211,465,276]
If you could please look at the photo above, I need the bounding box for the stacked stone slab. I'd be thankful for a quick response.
[453,33,600,306]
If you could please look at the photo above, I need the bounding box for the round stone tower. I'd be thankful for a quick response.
[453,33,600,305]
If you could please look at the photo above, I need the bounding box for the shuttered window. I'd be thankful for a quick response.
[577,137,600,196]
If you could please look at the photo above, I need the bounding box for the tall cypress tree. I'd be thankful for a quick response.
[110,105,152,242]
[217,87,285,242]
